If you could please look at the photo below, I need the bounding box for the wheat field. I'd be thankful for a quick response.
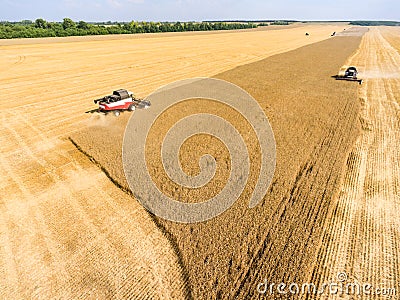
[0,24,350,299]
[1,24,399,299]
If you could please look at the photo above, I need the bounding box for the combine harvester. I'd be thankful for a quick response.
[94,89,151,116]
[334,66,363,84]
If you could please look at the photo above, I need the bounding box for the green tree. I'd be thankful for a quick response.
[186,22,194,31]
[21,20,33,25]
[35,18,47,29]
[149,22,158,33]
[62,18,76,30]
[173,21,183,32]
[77,21,90,30]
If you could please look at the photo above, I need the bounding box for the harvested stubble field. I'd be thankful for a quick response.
[0,24,352,299]
[71,32,366,298]
[310,28,400,299]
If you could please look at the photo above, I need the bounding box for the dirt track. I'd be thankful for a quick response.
[310,28,400,298]
[0,25,349,299]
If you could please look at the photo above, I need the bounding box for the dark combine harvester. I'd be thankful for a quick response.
[334,66,363,84]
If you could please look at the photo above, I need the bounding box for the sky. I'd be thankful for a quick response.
[0,0,398,22]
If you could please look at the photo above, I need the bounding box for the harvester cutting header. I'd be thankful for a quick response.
[94,89,151,116]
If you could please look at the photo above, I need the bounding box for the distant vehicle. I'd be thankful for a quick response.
[305,32,310,36]
[94,89,151,116]
[334,66,363,84]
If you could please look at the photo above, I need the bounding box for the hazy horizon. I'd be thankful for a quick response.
[1,0,398,22]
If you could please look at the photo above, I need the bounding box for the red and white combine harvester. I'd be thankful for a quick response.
[94,89,151,116]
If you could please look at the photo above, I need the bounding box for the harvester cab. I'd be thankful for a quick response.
[344,67,358,79]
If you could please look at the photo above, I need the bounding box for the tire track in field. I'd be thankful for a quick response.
[310,28,400,299]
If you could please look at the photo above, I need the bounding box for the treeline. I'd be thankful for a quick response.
[0,19,258,39]
[349,21,400,26]
[270,21,291,25]
[205,19,296,23]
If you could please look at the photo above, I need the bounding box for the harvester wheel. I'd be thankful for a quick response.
[114,111,120,117]
[128,104,136,111]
